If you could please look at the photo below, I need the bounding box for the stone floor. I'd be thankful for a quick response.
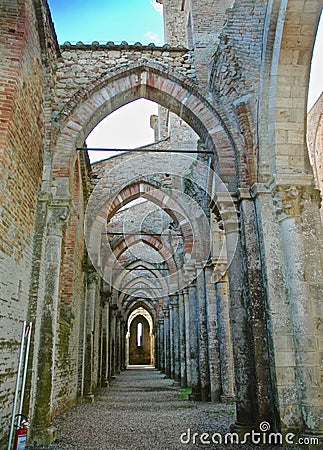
[27,368,302,450]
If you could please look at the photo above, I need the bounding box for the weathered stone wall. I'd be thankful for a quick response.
[53,44,196,124]
[208,0,268,184]
[307,93,323,222]
[0,0,45,442]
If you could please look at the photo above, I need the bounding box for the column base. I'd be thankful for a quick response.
[29,426,57,446]
[230,422,256,438]
[83,393,95,403]
[173,381,181,386]
[189,388,201,401]
[221,394,235,403]
[200,387,210,402]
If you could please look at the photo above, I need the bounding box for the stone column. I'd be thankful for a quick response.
[77,268,88,400]
[115,311,121,374]
[170,295,181,383]
[31,204,69,444]
[159,315,165,373]
[100,295,110,387]
[178,291,187,386]
[155,321,160,369]
[109,304,118,379]
[196,265,210,401]
[217,193,257,429]
[83,270,99,402]
[169,301,175,379]
[215,271,235,402]
[183,288,191,386]
[272,180,323,437]
[186,270,201,400]
[205,263,222,402]
[163,306,171,377]
[239,188,277,426]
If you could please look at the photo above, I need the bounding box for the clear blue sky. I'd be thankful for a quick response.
[48,0,164,45]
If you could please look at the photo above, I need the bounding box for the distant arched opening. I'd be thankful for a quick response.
[126,307,155,366]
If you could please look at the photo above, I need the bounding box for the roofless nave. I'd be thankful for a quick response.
[0,0,322,448]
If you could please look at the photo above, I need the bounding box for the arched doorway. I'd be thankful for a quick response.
[129,316,150,365]
[126,307,155,367]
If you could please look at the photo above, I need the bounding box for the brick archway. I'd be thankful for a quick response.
[259,0,322,180]
[51,61,239,196]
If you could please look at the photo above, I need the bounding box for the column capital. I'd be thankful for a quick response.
[182,287,189,296]
[170,294,179,307]
[87,270,100,285]
[162,305,170,317]
[271,180,319,222]
[184,262,197,286]
[210,257,228,283]
[47,202,70,236]
[214,192,240,235]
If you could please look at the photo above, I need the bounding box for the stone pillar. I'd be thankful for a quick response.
[215,272,235,402]
[183,288,191,386]
[196,265,210,401]
[120,317,126,371]
[31,204,69,444]
[238,188,278,426]
[272,180,323,437]
[159,315,165,373]
[163,306,171,377]
[115,312,121,374]
[205,263,222,402]
[186,270,201,400]
[109,304,118,379]
[178,292,187,385]
[100,296,110,387]
[217,193,257,429]
[150,324,155,367]
[169,301,175,378]
[83,270,99,402]
[77,268,88,400]
[170,295,181,383]
[155,321,160,369]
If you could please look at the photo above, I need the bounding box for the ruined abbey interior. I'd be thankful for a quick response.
[0,0,322,447]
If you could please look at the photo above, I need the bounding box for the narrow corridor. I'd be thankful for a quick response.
[28,368,293,450]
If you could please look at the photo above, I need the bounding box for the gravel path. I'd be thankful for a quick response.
[27,368,303,450]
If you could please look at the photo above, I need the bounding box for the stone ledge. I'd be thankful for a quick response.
[61,41,189,52]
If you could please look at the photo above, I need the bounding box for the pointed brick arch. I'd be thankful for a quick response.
[51,61,238,195]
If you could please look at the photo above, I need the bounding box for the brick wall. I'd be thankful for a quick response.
[0,0,45,442]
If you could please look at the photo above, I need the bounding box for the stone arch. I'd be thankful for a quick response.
[115,260,170,300]
[104,236,178,289]
[105,180,193,256]
[259,0,322,180]
[123,298,157,323]
[51,61,240,197]
[88,174,210,284]
[117,276,164,302]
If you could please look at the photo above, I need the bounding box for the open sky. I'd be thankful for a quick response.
[48,1,322,162]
